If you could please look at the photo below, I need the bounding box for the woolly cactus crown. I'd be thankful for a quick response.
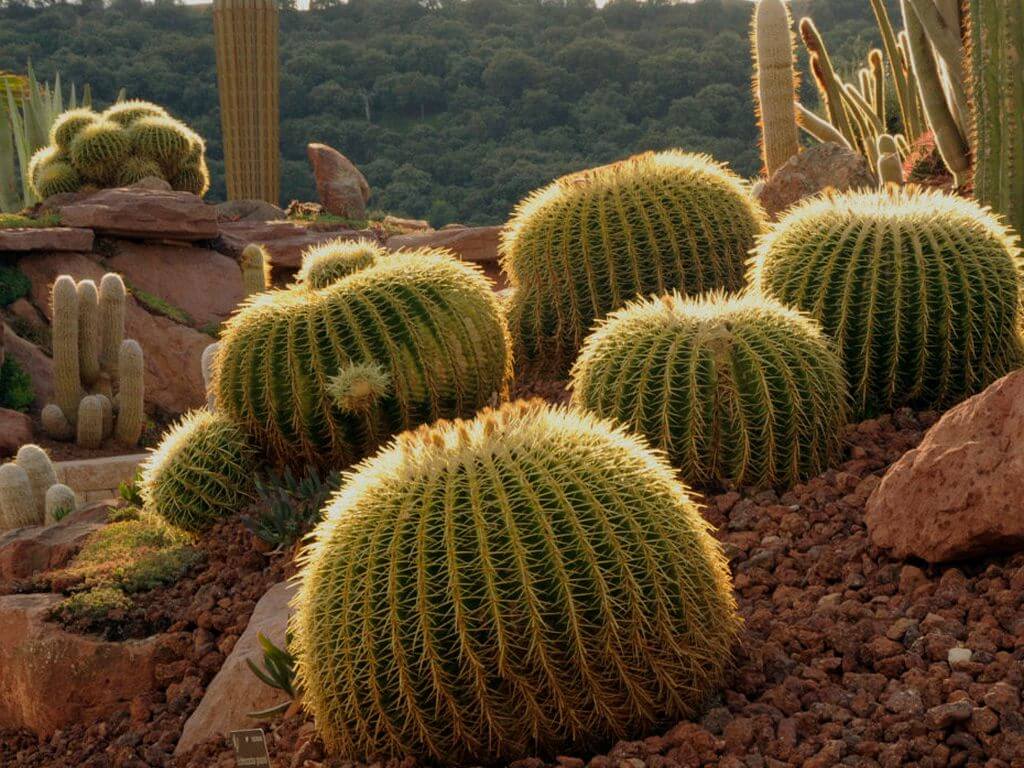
[750,187,1024,416]
[292,399,740,765]
[501,150,765,371]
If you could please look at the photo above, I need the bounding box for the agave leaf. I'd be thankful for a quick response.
[0,107,20,212]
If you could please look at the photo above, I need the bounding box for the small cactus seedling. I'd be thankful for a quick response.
[0,463,38,531]
[45,484,77,525]
[296,239,382,289]
[240,244,270,296]
[51,275,82,425]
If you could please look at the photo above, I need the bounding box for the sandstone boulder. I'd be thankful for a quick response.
[106,242,244,328]
[387,224,506,289]
[0,227,94,253]
[55,187,218,241]
[0,501,110,580]
[216,199,287,222]
[0,592,167,735]
[217,220,373,269]
[20,252,208,415]
[755,142,876,220]
[0,407,32,457]
[307,142,371,220]
[866,370,1024,563]
[175,581,296,755]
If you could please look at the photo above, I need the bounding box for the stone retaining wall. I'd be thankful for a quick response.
[55,453,148,505]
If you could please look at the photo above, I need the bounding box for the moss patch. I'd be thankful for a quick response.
[0,264,30,306]
[126,284,193,326]
[0,212,60,229]
[0,357,33,412]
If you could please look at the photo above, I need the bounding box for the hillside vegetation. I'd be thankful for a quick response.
[0,0,886,224]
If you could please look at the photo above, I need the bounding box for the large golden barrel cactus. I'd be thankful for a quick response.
[571,292,848,489]
[212,0,280,204]
[750,188,1024,417]
[502,150,765,372]
[291,400,739,765]
[215,248,512,467]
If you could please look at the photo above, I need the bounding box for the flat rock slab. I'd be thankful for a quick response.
[175,580,296,755]
[0,501,111,581]
[0,227,94,253]
[0,407,32,458]
[217,220,375,269]
[107,242,244,328]
[57,187,218,241]
[866,369,1024,563]
[0,592,166,735]
[387,225,506,289]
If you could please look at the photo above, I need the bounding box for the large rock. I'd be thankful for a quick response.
[755,142,876,220]
[216,199,287,223]
[175,581,296,755]
[55,187,218,241]
[217,220,374,269]
[2,323,53,410]
[387,224,506,289]
[307,142,371,220]
[0,407,32,457]
[0,501,110,580]
[20,252,208,415]
[866,370,1024,563]
[106,242,244,328]
[0,227,94,253]
[0,593,168,735]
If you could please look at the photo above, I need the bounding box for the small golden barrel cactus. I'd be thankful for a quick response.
[296,238,382,289]
[49,108,98,151]
[140,410,258,533]
[45,484,77,525]
[292,400,740,765]
[571,292,848,489]
[102,100,169,128]
[750,188,1024,417]
[215,248,512,467]
[69,120,131,183]
[502,150,764,371]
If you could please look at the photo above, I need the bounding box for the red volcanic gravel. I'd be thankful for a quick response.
[3,407,1023,767]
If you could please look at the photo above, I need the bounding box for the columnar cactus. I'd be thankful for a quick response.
[750,188,1024,417]
[215,248,512,467]
[44,484,78,525]
[201,342,219,410]
[51,275,82,425]
[571,293,848,489]
[0,463,37,531]
[213,0,280,204]
[98,273,125,378]
[115,339,145,446]
[753,0,800,176]
[292,400,740,765]
[77,279,100,387]
[140,410,258,533]
[969,0,1023,236]
[502,151,765,371]
[240,244,270,296]
[15,444,58,521]
[296,239,383,289]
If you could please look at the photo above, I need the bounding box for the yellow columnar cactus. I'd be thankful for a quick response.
[98,273,125,378]
[753,0,800,176]
[44,484,77,525]
[76,279,100,387]
[213,0,281,204]
[114,339,145,446]
[51,275,82,425]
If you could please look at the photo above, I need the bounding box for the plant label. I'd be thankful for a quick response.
[231,728,272,767]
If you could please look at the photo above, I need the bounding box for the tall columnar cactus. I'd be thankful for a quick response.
[969,0,1024,236]
[44,483,77,525]
[296,239,383,290]
[501,151,765,371]
[98,273,125,378]
[15,444,57,522]
[51,275,82,425]
[571,293,848,490]
[240,244,270,296]
[753,0,801,177]
[292,400,740,765]
[0,463,37,531]
[750,188,1024,417]
[141,410,258,533]
[213,0,281,204]
[216,248,512,467]
[76,279,100,387]
[115,339,144,446]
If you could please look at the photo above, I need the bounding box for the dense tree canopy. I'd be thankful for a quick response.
[0,0,887,225]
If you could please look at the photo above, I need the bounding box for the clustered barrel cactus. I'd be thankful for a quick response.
[214,247,512,467]
[41,272,146,448]
[571,292,848,489]
[750,187,1024,418]
[140,410,258,533]
[501,150,765,371]
[0,444,76,532]
[28,99,209,199]
[292,399,740,765]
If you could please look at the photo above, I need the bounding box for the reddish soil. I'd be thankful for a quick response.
[2,407,1023,767]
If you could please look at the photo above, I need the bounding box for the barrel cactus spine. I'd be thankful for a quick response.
[502,150,765,372]
[140,409,258,533]
[15,444,57,522]
[45,484,78,525]
[0,463,38,531]
[114,339,145,447]
[571,292,848,489]
[753,0,801,176]
[292,399,740,765]
[51,275,82,425]
[750,187,1024,417]
[215,248,513,467]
